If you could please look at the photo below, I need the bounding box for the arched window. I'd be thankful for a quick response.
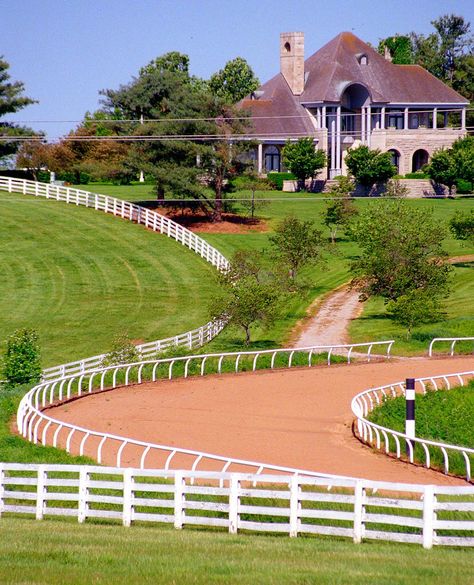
[358,54,368,65]
[388,149,400,172]
[412,149,429,172]
[264,146,281,172]
[284,42,291,52]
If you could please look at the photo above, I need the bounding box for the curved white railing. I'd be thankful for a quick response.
[428,337,474,357]
[17,341,394,477]
[352,370,474,481]
[0,177,229,377]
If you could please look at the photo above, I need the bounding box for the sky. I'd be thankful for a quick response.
[3,0,474,140]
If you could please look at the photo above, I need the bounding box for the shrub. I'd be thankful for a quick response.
[101,334,140,367]
[2,329,42,385]
[266,172,295,190]
[456,179,473,194]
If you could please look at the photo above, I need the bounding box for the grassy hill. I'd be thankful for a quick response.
[0,190,218,367]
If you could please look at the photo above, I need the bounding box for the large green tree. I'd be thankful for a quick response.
[282,138,327,190]
[345,145,397,189]
[0,56,37,163]
[209,57,259,104]
[349,200,452,303]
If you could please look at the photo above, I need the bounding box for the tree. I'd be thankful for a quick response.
[0,56,37,163]
[378,35,413,64]
[2,328,42,385]
[282,138,327,190]
[236,173,271,220]
[209,251,280,345]
[427,148,459,195]
[323,176,357,243]
[209,57,260,104]
[450,210,474,243]
[349,200,452,304]
[386,290,445,339]
[269,215,325,282]
[345,145,397,190]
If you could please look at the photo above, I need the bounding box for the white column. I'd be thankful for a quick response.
[316,108,321,129]
[257,143,263,174]
[381,107,386,129]
[433,108,437,130]
[404,107,409,130]
[330,115,336,179]
[461,108,466,131]
[336,105,341,175]
[322,106,327,129]
[366,105,371,147]
[361,107,366,143]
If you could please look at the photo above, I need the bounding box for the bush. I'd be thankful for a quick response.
[404,172,429,179]
[456,179,473,194]
[1,329,42,385]
[266,172,295,190]
[101,334,140,367]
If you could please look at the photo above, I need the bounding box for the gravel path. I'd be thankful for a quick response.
[291,286,363,348]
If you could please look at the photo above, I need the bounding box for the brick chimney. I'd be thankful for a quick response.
[280,32,305,95]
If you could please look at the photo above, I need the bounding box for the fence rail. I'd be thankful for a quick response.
[351,370,474,481]
[1,463,473,548]
[428,337,474,357]
[0,177,229,377]
[17,341,394,477]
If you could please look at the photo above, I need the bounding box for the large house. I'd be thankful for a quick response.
[240,32,468,179]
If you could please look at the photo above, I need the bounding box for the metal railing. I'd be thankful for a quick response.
[428,337,474,357]
[17,341,394,476]
[2,463,474,548]
[0,177,229,376]
[351,370,474,481]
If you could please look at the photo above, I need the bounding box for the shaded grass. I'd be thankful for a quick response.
[0,190,218,366]
[0,516,472,585]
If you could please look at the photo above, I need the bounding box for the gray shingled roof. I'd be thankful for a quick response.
[240,31,468,138]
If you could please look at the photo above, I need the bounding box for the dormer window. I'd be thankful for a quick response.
[359,54,368,65]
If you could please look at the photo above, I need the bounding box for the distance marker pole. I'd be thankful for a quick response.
[405,378,415,456]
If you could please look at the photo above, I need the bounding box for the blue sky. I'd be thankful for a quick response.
[3,0,474,139]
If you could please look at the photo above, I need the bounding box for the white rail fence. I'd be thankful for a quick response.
[1,463,473,548]
[17,341,394,475]
[428,337,474,357]
[352,370,474,481]
[0,177,229,377]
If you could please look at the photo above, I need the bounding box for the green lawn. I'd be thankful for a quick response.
[0,517,472,585]
[73,184,474,353]
[0,190,218,367]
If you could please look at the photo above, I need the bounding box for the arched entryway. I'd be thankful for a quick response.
[388,149,401,173]
[412,149,429,172]
[264,146,281,172]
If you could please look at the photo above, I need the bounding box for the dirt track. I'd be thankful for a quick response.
[45,355,474,485]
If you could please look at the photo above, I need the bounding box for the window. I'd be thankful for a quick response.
[359,54,368,65]
[412,149,429,172]
[284,42,291,53]
[264,146,281,172]
[388,149,400,172]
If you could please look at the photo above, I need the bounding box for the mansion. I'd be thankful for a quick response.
[240,32,468,178]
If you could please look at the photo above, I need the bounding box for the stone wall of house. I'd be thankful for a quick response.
[282,178,453,197]
[371,128,465,175]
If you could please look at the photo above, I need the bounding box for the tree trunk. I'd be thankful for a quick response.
[244,326,251,346]
[213,176,223,222]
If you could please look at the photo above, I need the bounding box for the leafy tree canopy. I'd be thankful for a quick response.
[0,56,37,162]
[349,200,452,302]
[282,138,327,186]
[345,145,397,187]
[209,57,259,104]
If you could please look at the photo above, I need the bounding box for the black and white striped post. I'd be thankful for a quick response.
[405,378,415,456]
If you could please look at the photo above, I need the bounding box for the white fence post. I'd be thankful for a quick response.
[228,474,240,534]
[289,474,300,537]
[36,465,47,520]
[122,468,133,527]
[78,467,89,523]
[0,463,5,517]
[174,472,185,529]
[422,485,436,549]
[353,481,365,544]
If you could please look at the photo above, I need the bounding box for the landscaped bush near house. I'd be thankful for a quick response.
[266,172,295,190]
[404,172,429,179]
[456,179,473,194]
[1,328,42,385]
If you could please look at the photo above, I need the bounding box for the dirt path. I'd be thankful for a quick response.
[47,355,473,485]
[291,285,363,348]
